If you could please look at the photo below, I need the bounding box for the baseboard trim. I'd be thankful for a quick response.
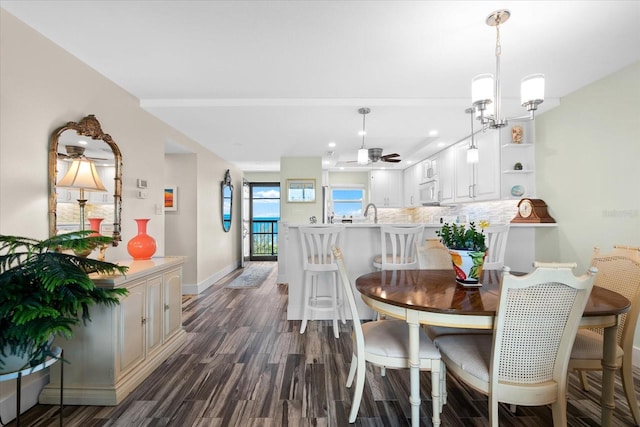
[182,262,238,294]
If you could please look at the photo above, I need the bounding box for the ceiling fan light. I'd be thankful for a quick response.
[357,148,369,165]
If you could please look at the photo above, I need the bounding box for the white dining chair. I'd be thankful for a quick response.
[483,223,510,270]
[299,225,345,338]
[332,246,446,426]
[373,224,424,270]
[569,245,640,426]
[434,263,596,427]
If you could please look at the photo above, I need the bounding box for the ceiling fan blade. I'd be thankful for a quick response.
[381,153,400,159]
[382,158,401,163]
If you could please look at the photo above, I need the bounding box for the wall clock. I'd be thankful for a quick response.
[511,198,556,223]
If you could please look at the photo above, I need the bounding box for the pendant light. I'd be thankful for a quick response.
[465,108,479,163]
[471,9,545,129]
[357,108,370,165]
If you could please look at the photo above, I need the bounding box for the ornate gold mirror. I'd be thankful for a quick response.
[48,115,123,245]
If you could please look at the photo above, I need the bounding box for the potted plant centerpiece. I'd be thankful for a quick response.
[436,221,488,285]
[0,231,129,373]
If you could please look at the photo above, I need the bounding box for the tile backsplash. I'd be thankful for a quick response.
[376,200,519,225]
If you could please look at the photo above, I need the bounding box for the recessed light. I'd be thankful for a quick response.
[328,141,336,148]
[437,142,445,147]
[406,160,413,165]
[429,130,438,136]
[78,140,88,145]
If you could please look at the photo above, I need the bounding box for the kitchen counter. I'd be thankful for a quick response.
[279,222,555,321]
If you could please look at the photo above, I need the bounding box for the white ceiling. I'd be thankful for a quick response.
[3,1,639,172]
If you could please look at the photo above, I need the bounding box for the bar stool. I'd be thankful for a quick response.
[373,224,424,270]
[299,225,345,338]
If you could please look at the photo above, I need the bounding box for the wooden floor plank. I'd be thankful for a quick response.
[10,261,639,426]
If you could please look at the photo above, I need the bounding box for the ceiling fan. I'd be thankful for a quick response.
[367,147,401,163]
[57,145,109,162]
[351,108,402,165]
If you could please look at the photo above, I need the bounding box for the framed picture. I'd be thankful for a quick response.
[287,179,316,203]
[164,186,178,211]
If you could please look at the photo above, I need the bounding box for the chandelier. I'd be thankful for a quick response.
[471,9,545,129]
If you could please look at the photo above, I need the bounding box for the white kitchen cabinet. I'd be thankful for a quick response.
[370,170,403,207]
[436,148,455,204]
[453,129,500,202]
[39,257,187,406]
[403,163,422,207]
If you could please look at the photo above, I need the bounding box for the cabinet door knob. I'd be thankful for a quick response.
[141,317,147,325]
[164,304,170,311]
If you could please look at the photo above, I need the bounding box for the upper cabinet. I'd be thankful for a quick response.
[403,163,422,208]
[436,148,455,204]
[500,121,536,199]
[370,170,403,207]
[453,129,500,202]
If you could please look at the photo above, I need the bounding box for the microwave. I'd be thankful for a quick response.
[419,180,439,205]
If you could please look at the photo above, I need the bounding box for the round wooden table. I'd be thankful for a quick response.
[356,269,630,427]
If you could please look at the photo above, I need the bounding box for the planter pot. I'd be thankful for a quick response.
[448,249,487,285]
[0,336,54,374]
[0,346,33,374]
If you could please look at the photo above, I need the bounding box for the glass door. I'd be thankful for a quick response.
[249,183,280,261]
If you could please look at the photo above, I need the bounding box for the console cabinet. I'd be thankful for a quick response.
[39,257,186,406]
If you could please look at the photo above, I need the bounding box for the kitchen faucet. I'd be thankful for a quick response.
[363,203,378,224]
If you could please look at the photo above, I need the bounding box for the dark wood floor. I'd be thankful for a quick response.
[9,261,640,426]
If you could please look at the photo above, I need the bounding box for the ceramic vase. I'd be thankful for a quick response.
[87,217,104,237]
[127,218,157,260]
[448,249,487,285]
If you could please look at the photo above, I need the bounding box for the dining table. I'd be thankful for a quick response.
[355,268,631,427]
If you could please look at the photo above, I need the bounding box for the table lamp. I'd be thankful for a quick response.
[57,156,107,232]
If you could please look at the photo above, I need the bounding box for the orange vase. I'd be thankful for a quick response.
[87,217,104,237]
[127,218,157,260]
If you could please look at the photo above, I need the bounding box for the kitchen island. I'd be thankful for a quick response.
[279,222,551,321]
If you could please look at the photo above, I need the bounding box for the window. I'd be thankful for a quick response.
[331,186,365,218]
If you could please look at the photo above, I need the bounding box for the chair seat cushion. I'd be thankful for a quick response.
[570,329,624,360]
[362,319,440,359]
[434,334,492,382]
[372,254,417,267]
[426,325,492,340]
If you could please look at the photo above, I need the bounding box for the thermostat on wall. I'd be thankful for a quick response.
[136,179,148,189]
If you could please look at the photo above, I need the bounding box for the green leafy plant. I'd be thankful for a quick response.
[0,231,129,370]
[436,222,487,252]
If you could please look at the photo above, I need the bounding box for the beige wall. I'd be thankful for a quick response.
[535,61,640,270]
[536,61,640,351]
[280,157,322,223]
[0,10,242,291]
[245,171,281,182]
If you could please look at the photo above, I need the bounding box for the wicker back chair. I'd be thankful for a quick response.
[569,245,640,425]
[434,263,596,426]
[418,238,452,269]
[332,246,445,426]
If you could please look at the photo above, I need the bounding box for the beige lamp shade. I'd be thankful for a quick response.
[58,157,107,192]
